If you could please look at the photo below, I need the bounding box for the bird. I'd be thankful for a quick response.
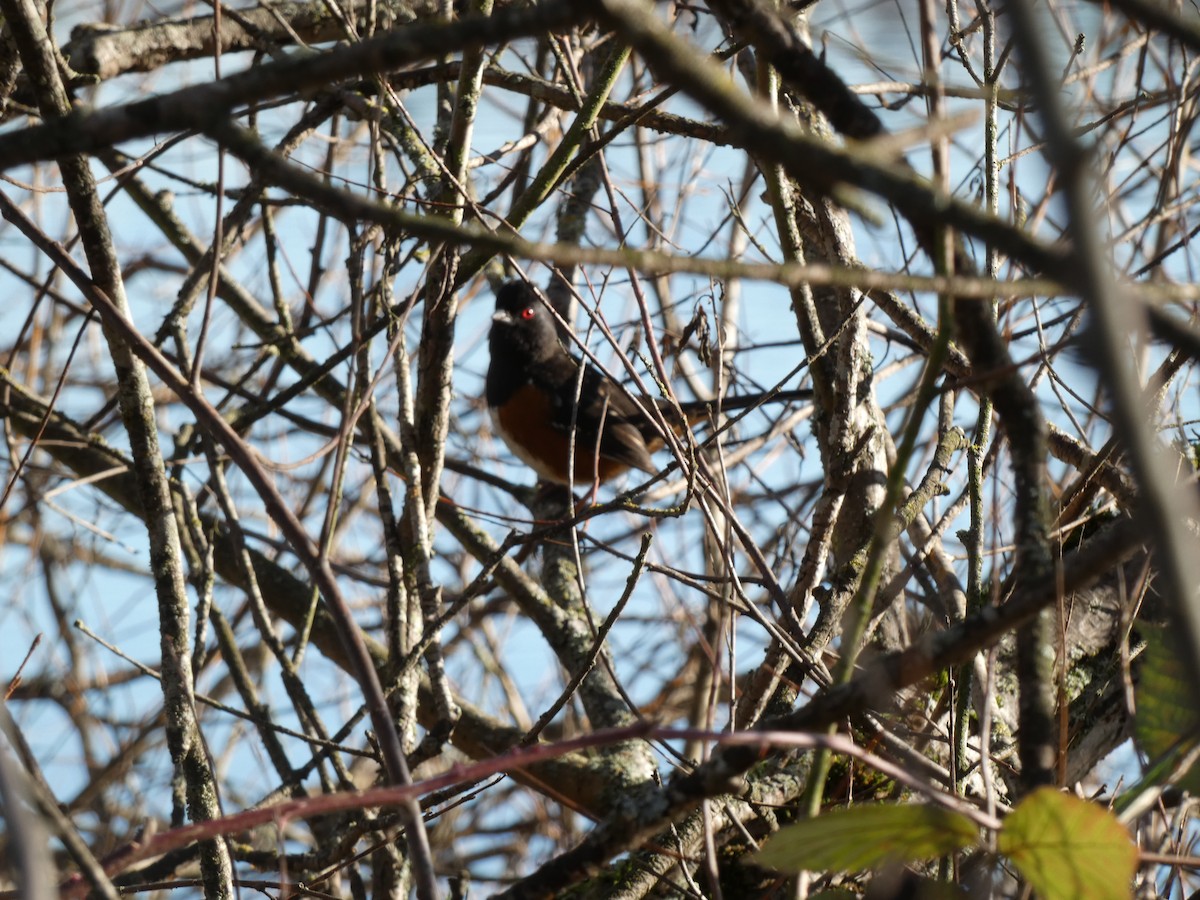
[486,280,810,488]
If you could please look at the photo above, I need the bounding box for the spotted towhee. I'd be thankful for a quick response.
[486,280,810,487]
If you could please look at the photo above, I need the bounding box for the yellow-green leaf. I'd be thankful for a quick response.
[1134,626,1200,790]
[752,804,978,873]
[998,788,1136,900]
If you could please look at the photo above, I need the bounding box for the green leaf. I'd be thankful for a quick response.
[1134,626,1200,790]
[998,788,1136,900]
[751,803,978,873]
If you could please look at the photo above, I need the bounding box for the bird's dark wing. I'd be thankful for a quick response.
[529,358,659,476]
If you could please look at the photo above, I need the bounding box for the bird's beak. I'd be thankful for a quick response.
[492,310,515,325]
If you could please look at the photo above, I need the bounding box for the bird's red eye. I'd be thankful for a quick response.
[520,306,536,320]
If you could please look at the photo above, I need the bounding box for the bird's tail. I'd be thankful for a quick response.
[672,387,813,425]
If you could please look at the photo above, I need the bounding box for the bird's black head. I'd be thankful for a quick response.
[489,281,560,365]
